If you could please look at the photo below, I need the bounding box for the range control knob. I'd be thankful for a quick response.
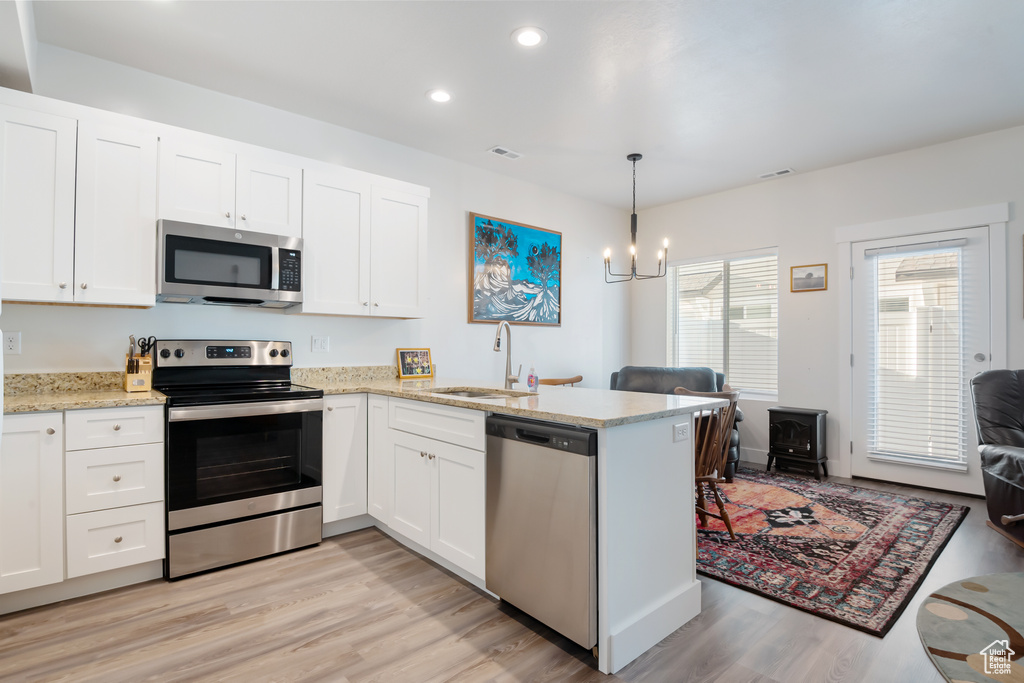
[174,348,185,359]
[281,349,290,358]
[269,349,279,358]
[160,348,171,359]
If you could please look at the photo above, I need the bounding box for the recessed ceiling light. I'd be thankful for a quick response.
[511,27,547,48]
[426,89,451,103]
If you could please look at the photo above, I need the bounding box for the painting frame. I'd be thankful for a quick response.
[396,348,433,379]
[469,212,562,326]
[791,264,828,292]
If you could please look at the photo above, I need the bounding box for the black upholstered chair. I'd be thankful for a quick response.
[610,366,743,481]
[970,369,1024,548]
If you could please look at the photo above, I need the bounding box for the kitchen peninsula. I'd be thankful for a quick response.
[2,369,724,675]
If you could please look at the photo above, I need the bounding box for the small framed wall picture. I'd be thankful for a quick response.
[397,348,433,379]
[791,264,828,292]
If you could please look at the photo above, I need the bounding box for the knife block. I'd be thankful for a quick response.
[124,354,153,392]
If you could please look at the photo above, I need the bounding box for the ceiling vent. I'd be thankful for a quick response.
[488,145,522,160]
[758,167,795,180]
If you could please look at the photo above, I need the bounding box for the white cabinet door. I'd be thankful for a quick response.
[158,139,235,228]
[369,186,427,318]
[236,155,302,238]
[65,501,164,578]
[299,168,372,315]
[322,394,368,523]
[0,105,77,303]
[74,121,158,306]
[0,413,64,595]
[367,394,391,522]
[388,430,432,548]
[430,439,485,578]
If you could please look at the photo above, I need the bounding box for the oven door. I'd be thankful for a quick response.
[166,398,323,515]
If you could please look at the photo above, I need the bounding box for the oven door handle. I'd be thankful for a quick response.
[167,398,324,422]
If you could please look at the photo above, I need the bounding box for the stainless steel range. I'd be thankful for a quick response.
[153,339,324,579]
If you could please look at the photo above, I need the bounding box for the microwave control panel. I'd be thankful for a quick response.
[279,250,301,291]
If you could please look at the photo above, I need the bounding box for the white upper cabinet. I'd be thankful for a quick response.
[299,171,428,318]
[74,121,158,306]
[0,105,77,303]
[158,137,302,237]
[157,140,235,228]
[300,168,372,316]
[370,187,428,318]
[0,106,157,307]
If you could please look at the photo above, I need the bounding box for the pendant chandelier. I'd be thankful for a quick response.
[604,153,668,283]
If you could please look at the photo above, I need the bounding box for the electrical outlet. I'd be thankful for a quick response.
[4,331,21,355]
[311,335,330,353]
[673,421,688,442]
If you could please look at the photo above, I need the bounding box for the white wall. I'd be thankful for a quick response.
[0,46,630,386]
[634,125,1024,476]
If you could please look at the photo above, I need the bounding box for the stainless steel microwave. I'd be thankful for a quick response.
[157,220,302,308]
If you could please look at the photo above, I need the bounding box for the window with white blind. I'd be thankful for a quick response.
[667,251,778,396]
[862,239,967,468]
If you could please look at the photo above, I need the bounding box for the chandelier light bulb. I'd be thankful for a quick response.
[663,238,669,248]
[657,250,664,261]
[629,244,636,256]
[604,248,611,261]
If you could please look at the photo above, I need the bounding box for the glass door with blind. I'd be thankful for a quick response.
[851,227,990,495]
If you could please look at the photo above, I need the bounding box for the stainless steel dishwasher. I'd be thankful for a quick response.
[485,415,597,649]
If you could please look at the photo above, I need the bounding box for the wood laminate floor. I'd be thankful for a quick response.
[2,467,1022,683]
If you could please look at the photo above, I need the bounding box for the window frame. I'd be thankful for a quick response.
[666,247,779,400]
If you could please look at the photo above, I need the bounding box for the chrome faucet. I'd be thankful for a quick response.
[493,321,521,389]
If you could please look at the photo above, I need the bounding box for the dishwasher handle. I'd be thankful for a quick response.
[515,427,551,445]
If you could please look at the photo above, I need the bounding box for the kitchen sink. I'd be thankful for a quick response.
[427,387,532,399]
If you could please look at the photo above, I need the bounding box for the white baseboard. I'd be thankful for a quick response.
[322,514,374,539]
[603,579,702,674]
[0,560,163,616]
[740,447,768,466]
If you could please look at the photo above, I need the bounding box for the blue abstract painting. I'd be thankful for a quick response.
[470,213,561,326]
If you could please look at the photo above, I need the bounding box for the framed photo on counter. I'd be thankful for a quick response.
[397,348,433,379]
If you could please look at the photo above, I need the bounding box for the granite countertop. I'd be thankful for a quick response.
[4,368,726,428]
[294,369,726,428]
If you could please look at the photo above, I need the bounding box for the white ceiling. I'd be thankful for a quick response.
[24,0,1024,210]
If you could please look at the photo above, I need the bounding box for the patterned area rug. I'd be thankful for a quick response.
[697,468,969,636]
[917,573,1024,682]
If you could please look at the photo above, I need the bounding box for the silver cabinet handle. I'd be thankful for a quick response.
[362,302,369,307]
[58,282,67,289]
[241,214,247,220]
[373,302,380,307]
[420,451,427,458]
[114,536,123,544]
[113,474,121,482]
[428,453,435,460]
[225,211,231,218]
[113,424,121,431]
[46,427,55,435]
[80,283,88,290]
[327,406,334,411]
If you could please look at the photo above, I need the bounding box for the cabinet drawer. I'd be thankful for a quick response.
[65,502,164,578]
[66,443,164,514]
[65,406,163,451]
[388,397,484,451]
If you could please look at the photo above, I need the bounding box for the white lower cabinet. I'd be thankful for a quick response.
[0,413,65,595]
[367,394,391,521]
[64,405,164,579]
[375,397,486,579]
[65,502,163,579]
[322,394,368,523]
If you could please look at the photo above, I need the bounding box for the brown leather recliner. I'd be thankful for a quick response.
[610,366,743,481]
[970,369,1024,547]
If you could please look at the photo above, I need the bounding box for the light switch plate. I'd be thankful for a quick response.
[311,335,330,353]
[673,421,688,442]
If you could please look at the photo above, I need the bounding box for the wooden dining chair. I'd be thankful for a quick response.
[538,375,583,386]
[674,386,740,540]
